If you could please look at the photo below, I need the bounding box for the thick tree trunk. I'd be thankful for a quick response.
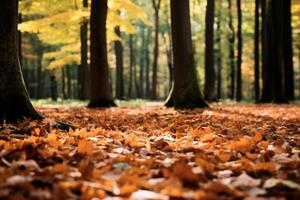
[0,0,41,122]
[165,0,208,109]
[236,0,243,101]
[283,0,294,100]
[228,0,235,99]
[261,0,287,103]
[260,0,272,102]
[254,0,260,102]
[204,0,215,101]
[151,0,161,100]
[78,0,89,100]
[114,26,124,99]
[270,0,286,103]
[88,0,115,107]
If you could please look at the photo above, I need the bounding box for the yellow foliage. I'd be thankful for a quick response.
[19,0,150,69]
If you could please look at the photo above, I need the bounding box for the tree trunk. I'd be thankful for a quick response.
[88,0,115,107]
[50,71,57,101]
[151,0,161,100]
[260,0,272,102]
[61,67,67,99]
[78,0,89,100]
[128,34,133,98]
[114,26,124,99]
[236,0,243,101]
[139,25,146,98]
[204,0,215,101]
[165,0,208,109]
[283,0,294,100]
[254,0,260,102]
[36,48,43,99]
[67,65,72,99]
[216,0,222,100]
[270,0,285,103]
[145,28,151,99]
[0,0,41,122]
[228,0,235,99]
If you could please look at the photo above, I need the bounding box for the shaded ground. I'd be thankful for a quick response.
[0,103,300,199]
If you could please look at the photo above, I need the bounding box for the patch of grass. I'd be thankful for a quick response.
[32,98,88,106]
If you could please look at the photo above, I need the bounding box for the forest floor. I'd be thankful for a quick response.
[0,103,300,199]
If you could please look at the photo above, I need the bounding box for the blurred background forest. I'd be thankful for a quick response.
[18,0,300,102]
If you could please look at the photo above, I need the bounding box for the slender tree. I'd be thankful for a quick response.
[128,34,134,98]
[0,0,41,122]
[78,0,89,100]
[88,0,116,107]
[165,0,208,108]
[145,28,151,99]
[151,0,161,100]
[204,0,215,101]
[283,0,294,100]
[114,26,124,99]
[236,0,243,101]
[254,0,260,102]
[227,0,235,99]
[216,0,223,100]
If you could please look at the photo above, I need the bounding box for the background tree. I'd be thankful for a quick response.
[0,0,41,122]
[88,0,116,107]
[236,0,243,101]
[114,25,124,99]
[165,0,208,108]
[204,0,216,101]
[78,0,89,100]
[151,0,161,100]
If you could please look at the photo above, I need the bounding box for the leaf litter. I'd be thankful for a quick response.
[0,103,300,199]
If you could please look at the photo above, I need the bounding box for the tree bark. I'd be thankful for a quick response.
[145,29,151,99]
[78,0,89,100]
[260,0,272,102]
[165,0,208,109]
[254,0,260,102]
[0,0,41,122]
[204,0,215,101]
[236,0,243,101]
[139,25,146,98]
[128,34,133,98]
[228,0,235,99]
[283,0,294,100]
[216,0,222,100]
[151,0,161,100]
[114,26,124,99]
[88,0,115,107]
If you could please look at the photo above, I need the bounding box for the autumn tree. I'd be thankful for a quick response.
[151,0,161,100]
[236,0,243,101]
[204,0,215,101]
[165,0,208,109]
[227,0,235,99]
[254,0,260,102]
[114,25,124,99]
[261,0,289,103]
[88,0,116,107]
[0,0,42,122]
[78,0,89,100]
